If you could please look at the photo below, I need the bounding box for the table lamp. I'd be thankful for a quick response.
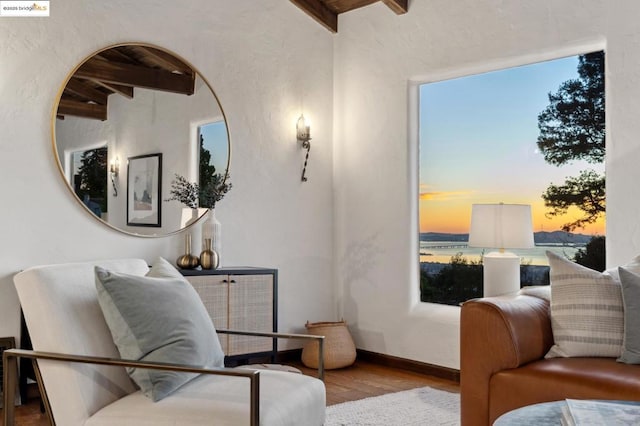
[468,203,534,297]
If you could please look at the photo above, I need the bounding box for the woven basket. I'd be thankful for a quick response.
[301,320,356,369]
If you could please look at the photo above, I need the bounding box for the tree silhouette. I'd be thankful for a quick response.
[199,134,217,193]
[421,253,483,306]
[542,169,605,232]
[537,51,605,231]
[76,147,107,213]
[573,235,606,272]
[198,133,231,209]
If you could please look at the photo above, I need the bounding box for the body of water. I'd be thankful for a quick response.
[419,241,582,265]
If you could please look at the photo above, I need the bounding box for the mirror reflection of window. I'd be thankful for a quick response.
[198,121,227,178]
[71,146,108,218]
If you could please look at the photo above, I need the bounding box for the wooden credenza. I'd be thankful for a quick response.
[180,267,278,364]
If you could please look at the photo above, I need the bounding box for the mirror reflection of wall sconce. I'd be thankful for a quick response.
[109,156,120,196]
[297,115,312,182]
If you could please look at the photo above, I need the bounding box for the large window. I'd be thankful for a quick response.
[419,51,605,306]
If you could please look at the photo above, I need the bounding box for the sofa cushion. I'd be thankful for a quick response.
[618,267,640,364]
[95,257,225,401]
[545,251,623,358]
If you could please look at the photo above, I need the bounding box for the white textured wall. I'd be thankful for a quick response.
[0,0,335,347]
[334,0,640,369]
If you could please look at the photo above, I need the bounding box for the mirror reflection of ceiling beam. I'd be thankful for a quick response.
[64,79,109,105]
[133,46,193,74]
[92,81,134,99]
[289,0,407,33]
[75,59,196,95]
[58,99,108,121]
[57,46,196,120]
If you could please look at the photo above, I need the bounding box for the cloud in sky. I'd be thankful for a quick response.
[419,186,472,201]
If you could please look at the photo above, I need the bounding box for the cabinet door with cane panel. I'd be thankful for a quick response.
[181,267,277,363]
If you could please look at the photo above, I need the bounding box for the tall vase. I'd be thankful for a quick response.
[202,209,222,265]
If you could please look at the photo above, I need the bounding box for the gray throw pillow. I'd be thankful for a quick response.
[95,257,224,401]
[617,267,640,364]
[545,250,623,358]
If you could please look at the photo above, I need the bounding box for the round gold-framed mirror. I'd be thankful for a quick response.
[52,43,230,237]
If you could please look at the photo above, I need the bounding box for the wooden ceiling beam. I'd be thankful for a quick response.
[58,99,108,121]
[75,58,195,95]
[329,0,377,13]
[290,0,338,33]
[381,0,407,14]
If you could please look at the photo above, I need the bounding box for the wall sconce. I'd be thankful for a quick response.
[297,114,312,182]
[468,203,534,296]
[109,156,120,197]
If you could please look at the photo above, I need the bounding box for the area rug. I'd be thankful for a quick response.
[325,386,460,425]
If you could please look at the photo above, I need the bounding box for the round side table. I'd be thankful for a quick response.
[494,400,640,425]
[493,401,565,425]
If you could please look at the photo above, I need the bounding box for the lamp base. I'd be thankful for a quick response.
[482,251,521,297]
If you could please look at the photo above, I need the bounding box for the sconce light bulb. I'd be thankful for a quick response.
[297,114,311,142]
[110,156,120,176]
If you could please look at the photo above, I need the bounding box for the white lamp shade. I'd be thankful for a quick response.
[468,203,534,250]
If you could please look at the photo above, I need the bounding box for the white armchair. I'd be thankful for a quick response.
[3,259,326,425]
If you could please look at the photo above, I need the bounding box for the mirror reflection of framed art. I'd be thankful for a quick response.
[127,153,162,227]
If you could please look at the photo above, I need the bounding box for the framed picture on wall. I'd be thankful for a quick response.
[0,336,17,408]
[127,153,162,227]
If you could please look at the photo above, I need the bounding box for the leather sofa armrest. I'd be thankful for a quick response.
[460,294,552,426]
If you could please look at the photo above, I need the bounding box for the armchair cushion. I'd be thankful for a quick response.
[85,369,326,426]
[95,257,224,401]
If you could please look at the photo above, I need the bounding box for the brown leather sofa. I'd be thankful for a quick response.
[460,292,640,426]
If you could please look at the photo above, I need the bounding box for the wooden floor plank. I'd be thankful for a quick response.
[0,359,460,424]
[295,359,460,405]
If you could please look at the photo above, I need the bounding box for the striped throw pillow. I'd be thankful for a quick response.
[545,250,623,358]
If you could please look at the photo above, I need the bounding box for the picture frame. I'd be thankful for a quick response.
[0,336,17,408]
[127,153,162,227]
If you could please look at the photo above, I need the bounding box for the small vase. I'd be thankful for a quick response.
[177,234,199,269]
[202,209,222,265]
[200,238,219,270]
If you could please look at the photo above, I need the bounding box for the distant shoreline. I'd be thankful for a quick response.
[420,230,594,245]
[420,260,550,282]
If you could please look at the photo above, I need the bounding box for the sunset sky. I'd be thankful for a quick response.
[419,54,605,236]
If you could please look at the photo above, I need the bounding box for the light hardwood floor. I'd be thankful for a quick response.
[1,360,460,425]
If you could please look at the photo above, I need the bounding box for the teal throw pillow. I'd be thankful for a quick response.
[95,257,224,401]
